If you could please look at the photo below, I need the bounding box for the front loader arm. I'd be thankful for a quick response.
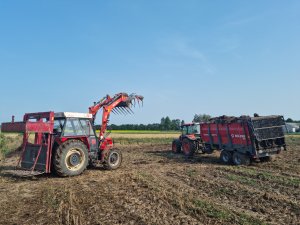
[88,93,144,141]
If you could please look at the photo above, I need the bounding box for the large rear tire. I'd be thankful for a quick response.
[220,150,232,164]
[103,149,122,170]
[172,139,181,153]
[53,140,89,177]
[182,139,196,158]
[232,152,251,166]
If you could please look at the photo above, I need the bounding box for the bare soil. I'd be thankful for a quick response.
[0,138,299,225]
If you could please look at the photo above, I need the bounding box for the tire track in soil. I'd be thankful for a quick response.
[133,144,300,224]
[216,167,300,201]
[159,168,299,225]
[129,169,264,225]
[64,172,202,225]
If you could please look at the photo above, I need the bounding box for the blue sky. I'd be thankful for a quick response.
[0,1,299,124]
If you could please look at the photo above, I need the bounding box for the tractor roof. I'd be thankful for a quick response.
[54,112,92,119]
[181,122,200,127]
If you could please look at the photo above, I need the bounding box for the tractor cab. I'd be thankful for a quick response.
[53,112,96,137]
[53,112,99,160]
[172,122,201,155]
[180,123,200,139]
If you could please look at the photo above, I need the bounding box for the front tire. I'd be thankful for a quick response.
[103,149,122,170]
[53,140,89,177]
[172,139,181,153]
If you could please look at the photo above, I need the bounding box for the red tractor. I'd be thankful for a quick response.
[172,123,203,157]
[1,93,143,176]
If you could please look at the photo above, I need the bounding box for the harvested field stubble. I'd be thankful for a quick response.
[0,136,299,225]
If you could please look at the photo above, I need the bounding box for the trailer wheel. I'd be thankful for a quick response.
[182,139,195,158]
[103,149,122,170]
[232,152,250,166]
[203,144,214,154]
[53,140,89,177]
[172,140,181,153]
[220,150,232,164]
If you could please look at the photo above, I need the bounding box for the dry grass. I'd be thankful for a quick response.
[0,136,299,225]
[0,133,22,160]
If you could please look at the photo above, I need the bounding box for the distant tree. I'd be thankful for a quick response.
[171,119,181,130]
[164,116,171,130]
[181,120,185,126]
[286,118,293,123]
[193,114,211,123]
[160,117,166,130]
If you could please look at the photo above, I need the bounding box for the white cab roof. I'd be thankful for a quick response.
[54,112,93,119]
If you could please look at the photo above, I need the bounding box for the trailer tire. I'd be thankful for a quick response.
[203,144,214,154]
[220,150,232,164]
[53,140,89,177]
[182,139,195,158]
[172,139,181,153]
[232,152,250,166]
[103,149,122,170]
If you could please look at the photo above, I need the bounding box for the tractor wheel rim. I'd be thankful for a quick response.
[109,152,120,166]
[65,148,85,171]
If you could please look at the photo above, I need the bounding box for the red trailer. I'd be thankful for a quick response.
[172,115,286,165]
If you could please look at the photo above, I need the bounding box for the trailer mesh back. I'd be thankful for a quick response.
[251,116,285,141]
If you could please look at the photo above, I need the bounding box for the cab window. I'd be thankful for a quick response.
[182,124,200,135]
[54,119,65,133]
[80,119,95,136]
[63,118,85,136]
[182,126,189,135]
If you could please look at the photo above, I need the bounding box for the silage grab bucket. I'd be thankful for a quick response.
[1,112,54,173]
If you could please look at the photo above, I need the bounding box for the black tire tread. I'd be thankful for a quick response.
[53,140,88,177]
[220,150,233,164]
[103,149,123,170]
[172,139,181,153]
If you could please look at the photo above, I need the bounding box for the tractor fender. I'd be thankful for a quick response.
[100,137,114,151]
[57,137,90,152]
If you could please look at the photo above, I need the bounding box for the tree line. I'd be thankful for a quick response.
[95,114,299,131]
[104,116,185,131]
[94,114,212,131]
[285,118,300,123]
